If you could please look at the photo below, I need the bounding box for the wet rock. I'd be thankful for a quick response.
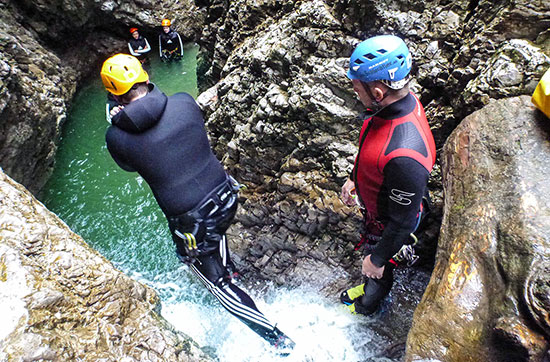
[406,96,550,361]
[462,39,550,111]
[0,169,212,361]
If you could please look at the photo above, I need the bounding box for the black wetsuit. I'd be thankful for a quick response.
[128,36,151,63]
[351,92,436,314]
[105,84,287,345]
[159,29,183,60]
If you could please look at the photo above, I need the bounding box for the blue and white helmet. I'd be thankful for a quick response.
[347,35,412,89]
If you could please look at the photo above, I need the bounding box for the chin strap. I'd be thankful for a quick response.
[362,81,389,113]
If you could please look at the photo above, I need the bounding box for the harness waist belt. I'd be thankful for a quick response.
[181,175,239,221]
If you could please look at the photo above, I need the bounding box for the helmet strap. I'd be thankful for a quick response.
[362,81,388,112]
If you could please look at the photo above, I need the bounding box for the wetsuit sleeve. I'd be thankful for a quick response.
[128,42,139,56]
[105,94,118,124]
[176,33,184,56]
[158,35,163,57]
[370,157,429,267]
[141,38,151,54]
[105,126,136,172]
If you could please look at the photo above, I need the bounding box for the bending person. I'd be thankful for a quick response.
[100,54,294,351]
[158,18,183,62]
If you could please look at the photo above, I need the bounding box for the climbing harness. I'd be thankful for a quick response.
[169,175,242,264]
[389,233,419,267]
[174,229,199,262]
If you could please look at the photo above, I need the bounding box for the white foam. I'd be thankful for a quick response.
[160,285,376,362]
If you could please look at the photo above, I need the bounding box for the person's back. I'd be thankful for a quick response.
[100,54,294,353]
[106,86,226,215]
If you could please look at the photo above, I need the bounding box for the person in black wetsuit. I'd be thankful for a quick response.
[128,27,151,65]
[99,53,294,351]
[158,18,183,62]
[339,35,437,316]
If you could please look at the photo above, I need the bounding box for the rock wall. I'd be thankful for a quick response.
[0,4,77,194]
[1,0,550,359]
[195,0,550,292]
[0,168,211,361]
[406,96,550,361]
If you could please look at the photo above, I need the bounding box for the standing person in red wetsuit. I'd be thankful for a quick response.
[339,35,436,315]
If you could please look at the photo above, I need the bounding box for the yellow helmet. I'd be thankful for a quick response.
[100,54,149,95]
[161,18,171,27]
[532,68,550,119]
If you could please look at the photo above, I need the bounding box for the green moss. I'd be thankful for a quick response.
[451,203,466,214]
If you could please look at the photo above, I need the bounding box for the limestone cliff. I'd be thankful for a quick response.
[0,169,212,361]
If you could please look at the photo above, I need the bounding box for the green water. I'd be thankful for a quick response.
[41,45,200,278]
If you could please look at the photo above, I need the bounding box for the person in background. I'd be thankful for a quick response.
[158,18,183,62]
[127,27,151,65]
[339,35,436,316]
[99,53,295,352]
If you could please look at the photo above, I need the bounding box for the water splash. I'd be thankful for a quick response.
[129,265,394,362]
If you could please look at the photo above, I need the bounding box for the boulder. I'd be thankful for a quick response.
[406,96,550,361]
[0,169,212,361]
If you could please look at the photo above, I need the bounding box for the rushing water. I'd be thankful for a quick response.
[40,43,408,361]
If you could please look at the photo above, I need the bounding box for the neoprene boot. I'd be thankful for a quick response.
[265,326,295,355]
[340,283,365,305]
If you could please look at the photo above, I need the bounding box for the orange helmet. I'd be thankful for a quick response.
[161,18,171,27]
[129,27,138,34]
[100,54,149,95]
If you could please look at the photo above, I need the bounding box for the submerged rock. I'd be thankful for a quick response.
[0,169,212,361]
[406,96,550,361]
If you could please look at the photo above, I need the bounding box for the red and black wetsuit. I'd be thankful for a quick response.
[351,92,436,314]
[353,92,436,265]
